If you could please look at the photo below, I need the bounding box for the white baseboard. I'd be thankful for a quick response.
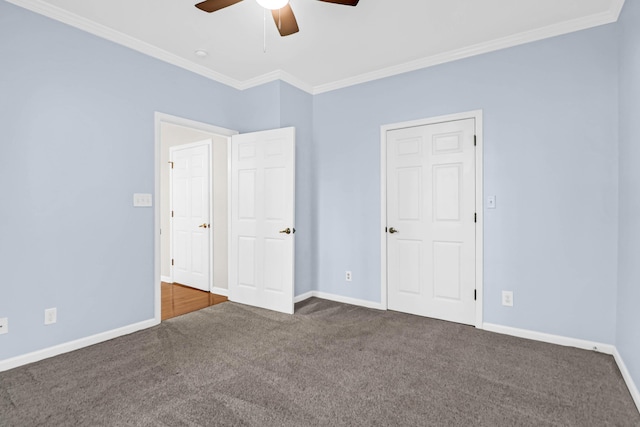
[0,318,158,373]
[613,347,640,413]
[211,287,229,297]
[294,291,314,303]
[294,291,384,310]
[482,323,615,354]
[160,275,172,283]
[483,322,640,414]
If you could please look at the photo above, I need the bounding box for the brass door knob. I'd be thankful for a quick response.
[198,223,209,229]
[388,227,398,234]
[279,228,291,234]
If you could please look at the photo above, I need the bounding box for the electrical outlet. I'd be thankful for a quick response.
[346,271,352,282]
[0,318,7,335]
[502,291,513,307]
[487,196,496,209]
[44,308,57,325]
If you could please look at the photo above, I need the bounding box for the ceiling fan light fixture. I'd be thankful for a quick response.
[256,0,288,10]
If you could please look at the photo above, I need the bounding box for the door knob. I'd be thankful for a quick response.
[388,227,398,234]
[279,228,291,234]
[199,223,209,229]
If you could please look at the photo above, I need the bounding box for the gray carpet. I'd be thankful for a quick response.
[0,298,638,426]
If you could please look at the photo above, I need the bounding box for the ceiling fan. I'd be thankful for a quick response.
[195,0,359,37]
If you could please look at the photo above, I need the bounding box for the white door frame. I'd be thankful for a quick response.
[380,110,484,328]
[154,112,238,323]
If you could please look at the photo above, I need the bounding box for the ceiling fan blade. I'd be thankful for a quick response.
[271,4,299,37]
[317,0,359,6]
[195,0,243,13]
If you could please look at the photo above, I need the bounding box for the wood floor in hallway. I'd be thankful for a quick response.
[161,282,227,320]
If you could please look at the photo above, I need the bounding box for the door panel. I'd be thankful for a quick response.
[397,168,422,220]
[230,128,295,314]
[238,237,256,288]
[433,164,461,221]
[397,240,422,295]
[433,241,461,300]
[387,119,475,325]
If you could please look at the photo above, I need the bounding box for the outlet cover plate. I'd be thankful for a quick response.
[44,308,57,325]
[488,196,496,209]
[502,291,514,307]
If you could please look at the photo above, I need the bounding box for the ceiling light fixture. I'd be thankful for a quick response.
[194,49,208,57]
[256,0,288,10]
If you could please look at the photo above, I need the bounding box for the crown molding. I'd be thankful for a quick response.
[5,0,244,89]
[312,5,624,94]
[7,0,626,96]
[7,0,316,94]
[610,0,626,20]
[277,70,315,94]
[236,70,314,94]
[236,70,283,91]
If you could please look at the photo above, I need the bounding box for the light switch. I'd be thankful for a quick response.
[133,193,153,207]
[487,196,496,209]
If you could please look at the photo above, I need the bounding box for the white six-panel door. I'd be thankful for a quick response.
[387,119,476,325]
[230,128,295,314]
[170,141,211,292]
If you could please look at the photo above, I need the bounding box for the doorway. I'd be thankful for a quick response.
[154,113,237,321]
[380,111,484,327]
[154,114,297,321]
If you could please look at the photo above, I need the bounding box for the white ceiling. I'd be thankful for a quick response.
[9,0,625,93]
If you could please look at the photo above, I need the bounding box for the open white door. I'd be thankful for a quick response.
[170,140,211,292]
[230,127,295,314]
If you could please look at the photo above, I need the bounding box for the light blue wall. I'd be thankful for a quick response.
[0,1,291,360]
[279,82,315,296]
[314,25,620,343]
[617,0,640,395]
[230,81,281,133]
[1,0,635,369]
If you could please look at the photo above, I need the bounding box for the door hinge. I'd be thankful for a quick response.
[171,259,174,266]
[171,210,174,218]
[474,135,477,146]
[168,161,174,169]
[474,289,477,301]
[474,213,477,223]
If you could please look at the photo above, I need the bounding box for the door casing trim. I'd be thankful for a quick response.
[154,112,238,323]
[380,110,484,328]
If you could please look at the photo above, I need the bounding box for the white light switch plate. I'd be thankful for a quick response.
[133,193,153,207]
[0,318,7,335]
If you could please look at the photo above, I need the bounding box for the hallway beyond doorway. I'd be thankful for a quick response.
[161,282,227,320]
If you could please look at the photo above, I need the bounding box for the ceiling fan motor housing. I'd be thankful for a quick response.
[256,0,289,10]
[195,0,359,37]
